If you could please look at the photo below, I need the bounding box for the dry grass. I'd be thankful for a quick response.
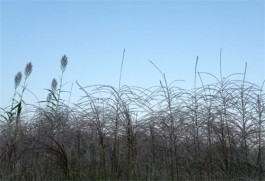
[0,53,264,181]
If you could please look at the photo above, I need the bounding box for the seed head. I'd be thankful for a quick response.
[24,62,33,78]
[60,55,68,72]
[47,92,52,102]
[51,78,58,92]
[14,72,22,89]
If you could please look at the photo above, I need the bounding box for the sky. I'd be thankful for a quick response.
[1,0,264,108]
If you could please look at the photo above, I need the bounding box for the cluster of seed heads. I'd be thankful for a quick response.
[14,62,33,89]
[14,56,66,103]
[46,55,68,102]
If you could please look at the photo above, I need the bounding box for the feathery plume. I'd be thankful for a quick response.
[14,72,22,89]
[47,92,52,102]
[60,55,68,72]
[51,78,58,92]
[24,62,33,78]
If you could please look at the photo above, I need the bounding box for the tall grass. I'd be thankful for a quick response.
[0,52,264,181]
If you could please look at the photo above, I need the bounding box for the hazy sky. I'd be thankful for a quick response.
[1,0,264,108]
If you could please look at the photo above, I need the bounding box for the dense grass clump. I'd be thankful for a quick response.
[0,54,264,181]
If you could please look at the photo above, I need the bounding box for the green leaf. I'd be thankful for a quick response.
[0,114,8,122]
[17,101,22,117]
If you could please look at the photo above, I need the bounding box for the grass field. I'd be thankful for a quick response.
[0,54,264,180]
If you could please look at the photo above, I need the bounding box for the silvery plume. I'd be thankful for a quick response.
[14,72,22,89]
[51,78,58,92]
[47,92,52,102]
[60,55,68,72]
[24,62,33,78]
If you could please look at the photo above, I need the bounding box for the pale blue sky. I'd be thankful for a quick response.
[1,0,264,108]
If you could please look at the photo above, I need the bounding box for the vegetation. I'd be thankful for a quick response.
[0,52,264,180]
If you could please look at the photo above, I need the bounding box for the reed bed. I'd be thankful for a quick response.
[0,54,264,180]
